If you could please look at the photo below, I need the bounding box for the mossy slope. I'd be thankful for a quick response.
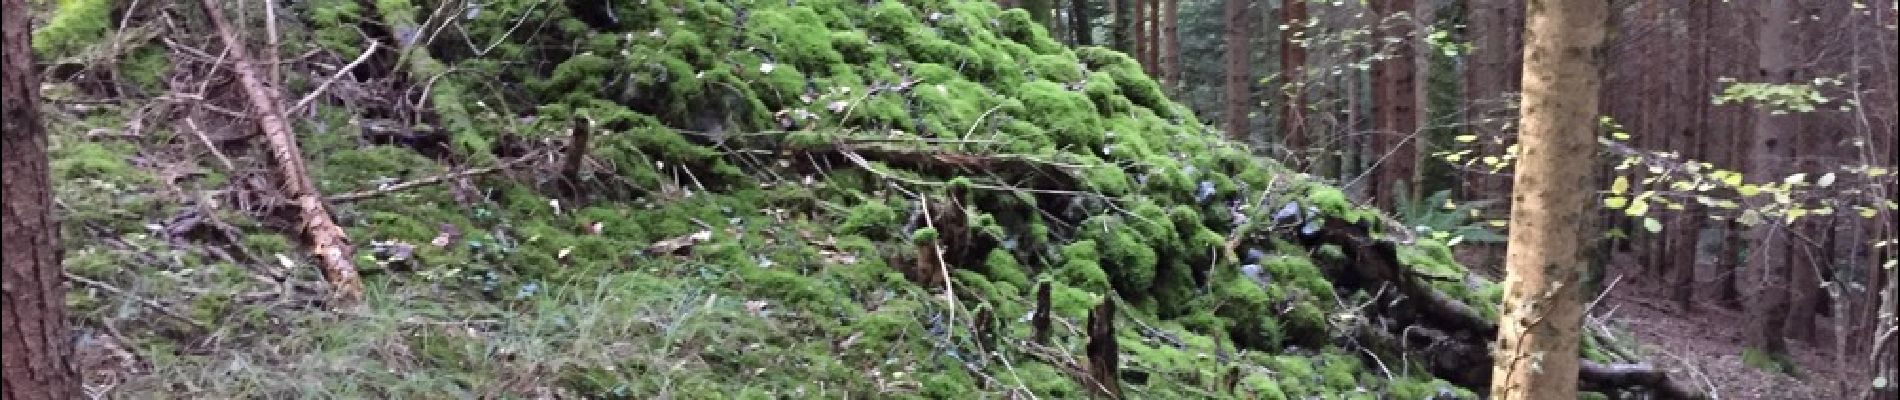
[41,0,1547,398]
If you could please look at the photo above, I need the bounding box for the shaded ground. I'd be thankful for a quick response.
[1594,252,1848,400]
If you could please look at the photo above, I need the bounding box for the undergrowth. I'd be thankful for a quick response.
[32,0,1586,398]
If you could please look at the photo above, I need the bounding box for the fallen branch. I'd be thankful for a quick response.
[327,152,541,204]
[197,0,363,306]
[289,41,380,115]
[64,273,209,331]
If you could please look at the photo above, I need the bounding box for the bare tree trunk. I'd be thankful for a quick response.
[1161,0,1179,95]
[1071,0,1093,46]
[1371,0,1419,210]
[1279,0,1310,168]
[2,0,82,395]
[1132,0,1147,71]
[1745,0,1798,357]
[1222,0,1255,142]
[1489,0,1607,397]
[198,0,365,305]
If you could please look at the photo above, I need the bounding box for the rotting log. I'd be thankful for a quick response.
[197,0,363,306]
[1303,218,1705,399]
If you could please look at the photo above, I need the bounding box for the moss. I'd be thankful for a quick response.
[34,0,114,58]
[1240,374,1290,400]
[981,249,1032,289]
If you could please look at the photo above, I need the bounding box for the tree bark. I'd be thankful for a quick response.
[1143,0,1159,76]
[1160,0,1179,94]
[1744,0,1798,357]
[1370,0,1419,210]
[198,0,365,305]
[1222,0,1254,142]
[1279,0,1309,168]
[2,0,83,395]
[1070,0,1092,46]
[1489,0,1607,398]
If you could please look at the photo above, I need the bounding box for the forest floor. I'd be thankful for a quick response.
[1597,252,1849,399]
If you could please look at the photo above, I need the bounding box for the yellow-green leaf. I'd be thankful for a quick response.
[1739,184,1762,197]
[1604,196,1629,209]
[1625,198,1651,216]
[1859,207,1879,218]
[1610,176,1630,195]
[1722,171,1744,186]
[1454,135,1478,143]
[1817,172,1836,187]
[1642,217,1662,233]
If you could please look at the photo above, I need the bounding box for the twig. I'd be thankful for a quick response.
[326,152,541,204]
[920,196,958,331]
[290,41,381,114]
[64,273,209,330]
[183,117,236,171]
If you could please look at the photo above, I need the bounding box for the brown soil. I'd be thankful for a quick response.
[1590,252,1853,399]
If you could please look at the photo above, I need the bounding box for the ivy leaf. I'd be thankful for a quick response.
[1722,171,1744,187]
[1642,217,1662,233]
[1738,184,1762,197]
[1610,176,1630,195]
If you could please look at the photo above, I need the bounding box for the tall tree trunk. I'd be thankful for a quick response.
[1071,0,1093,46]
[1461,0,1522,272]
[1111,0,1133,54]
[2,0,82,395]
[1144,0,1161,77]
[1488,0,1607,398]
[1745,0,1798,357]
[1279,0,1309,168]
[1222,0,1254,142]
[1671,0,1717,312]
[1371,0,1419,210]
[1410,0,1434,198]
[1132,0,1147,71]
[1161,0,1180,95]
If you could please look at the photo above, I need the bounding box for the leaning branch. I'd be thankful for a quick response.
[197,0,364,306]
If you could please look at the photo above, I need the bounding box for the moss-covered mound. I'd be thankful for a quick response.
[42,0,1609,398]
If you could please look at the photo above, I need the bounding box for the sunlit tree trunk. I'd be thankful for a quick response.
[1488,0,1607,397]
[2,0,82,396]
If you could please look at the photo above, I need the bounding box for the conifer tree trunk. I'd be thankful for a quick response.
[1488,0,1607,398]
[1745,0,1798,358]
[1071,0,1093,46]
[2,0,82,396]
[1223,0,1255,142]
[1161,0,1179,95]
[1279,0,1309,167]
[1370,0,1419,210]
[1132,0,1147,70]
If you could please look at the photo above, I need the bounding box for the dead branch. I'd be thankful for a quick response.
[196,0,364,306]
[326,152,541,204]
[290,41,380,114]
[64,273,209,331]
